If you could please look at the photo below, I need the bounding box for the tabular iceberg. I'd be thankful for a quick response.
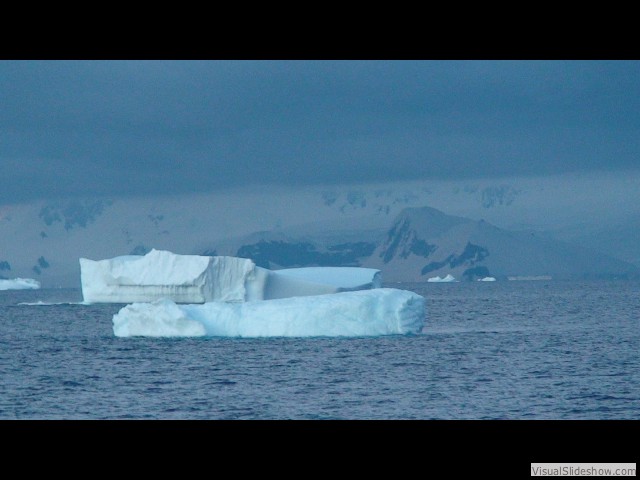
[265,266,381,299]
[274,266,381,290]
[112,288,426,338]
[0,277,41,290]
[80,250,255,304]
[80,249,382,304]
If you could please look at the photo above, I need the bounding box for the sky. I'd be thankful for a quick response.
[1,60,639,204]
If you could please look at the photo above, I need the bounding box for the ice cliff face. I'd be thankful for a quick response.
[80,250,259,304]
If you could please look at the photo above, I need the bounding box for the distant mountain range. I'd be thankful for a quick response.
[207,206,639,282]
[1,187,638,287]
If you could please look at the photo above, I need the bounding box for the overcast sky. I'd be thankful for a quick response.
[1,60,639,204]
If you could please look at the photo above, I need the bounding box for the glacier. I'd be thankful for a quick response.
[112,288,426,338]
[0,278,41,290]
[80,249,381,304]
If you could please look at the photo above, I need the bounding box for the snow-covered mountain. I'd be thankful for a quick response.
[208,224,385,270]
[363,207,638,281]
[204,206,638,282]
[0,191,328,287]
[0,189,388,287]
[1,173,638,287]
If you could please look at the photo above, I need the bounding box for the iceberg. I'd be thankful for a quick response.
[80,250,256,304]
[112,288,426,338]
[80,249,381,304]
[84,250,422,338]
[0,277,41,290]
[427,274,457,283]
[478,276,496,282]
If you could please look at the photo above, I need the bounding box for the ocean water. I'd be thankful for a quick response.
[0,281,638,419]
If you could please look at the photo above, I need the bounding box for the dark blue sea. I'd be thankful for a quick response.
[1,281,638,419]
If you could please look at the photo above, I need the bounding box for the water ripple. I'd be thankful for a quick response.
[1,281,639,419]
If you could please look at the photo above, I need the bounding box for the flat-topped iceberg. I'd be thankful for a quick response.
[112,288,425,338]
[265,266,381,299]
[0,277,41,290]
[80,249,382,304]
[80,250,255,304]
[275,266,381,290]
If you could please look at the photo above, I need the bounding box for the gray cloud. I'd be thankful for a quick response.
[2,60,639,203]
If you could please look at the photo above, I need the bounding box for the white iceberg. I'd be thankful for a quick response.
[0,277,41,290]
[80,250,254,304]
[478,276,496,282]
[427,274,457,283]
[80,249,381,304]
[113,288,425,338]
